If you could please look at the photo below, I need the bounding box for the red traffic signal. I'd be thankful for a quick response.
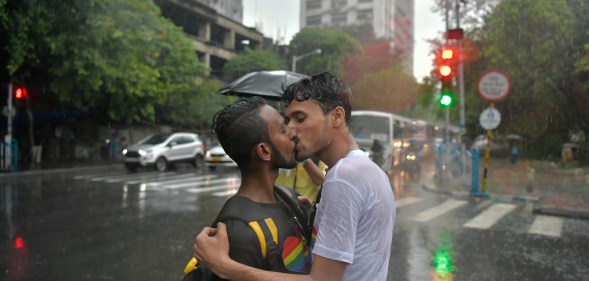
[15,87,27,99]
[438,48,454,78]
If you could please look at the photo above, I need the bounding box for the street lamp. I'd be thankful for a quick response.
[291,48,321,73]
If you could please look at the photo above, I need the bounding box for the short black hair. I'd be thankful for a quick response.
[211,97,270,171]
[282,72,352,124]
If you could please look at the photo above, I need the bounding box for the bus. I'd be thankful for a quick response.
[350,110,414,172]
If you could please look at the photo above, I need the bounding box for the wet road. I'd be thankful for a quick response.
[1,164,588,281]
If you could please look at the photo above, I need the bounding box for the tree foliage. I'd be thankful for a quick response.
[0,0,224,127]
[289,28,362,76]
[425,0,589,157]
[223,47,286,80]
[350,64,418,112]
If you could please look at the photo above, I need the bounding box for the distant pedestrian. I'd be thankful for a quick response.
[510,145,519,164]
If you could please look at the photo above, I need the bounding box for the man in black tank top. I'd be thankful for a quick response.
[183,97,311,280]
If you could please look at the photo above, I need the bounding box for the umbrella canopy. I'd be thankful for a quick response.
[505,134,525,141]
[218,70,308,100]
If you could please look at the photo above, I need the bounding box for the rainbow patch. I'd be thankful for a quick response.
[311,227,317,247]
[282,236,310,272]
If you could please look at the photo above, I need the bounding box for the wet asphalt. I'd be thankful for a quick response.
[1,162,588,281]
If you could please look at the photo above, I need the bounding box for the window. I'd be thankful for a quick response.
[331,0,347,9]
[306,15,321,26]
[331,12,347,25]
[306,0,321,10]
[357,9,372,21]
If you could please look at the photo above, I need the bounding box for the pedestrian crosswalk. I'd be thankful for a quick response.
[73,170,240,197]
[399,196,568,238]
[73,170,574,239]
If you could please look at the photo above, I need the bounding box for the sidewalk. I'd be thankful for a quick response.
[424,158,589,220]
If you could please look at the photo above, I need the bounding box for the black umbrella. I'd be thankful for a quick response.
[218,70,308,100]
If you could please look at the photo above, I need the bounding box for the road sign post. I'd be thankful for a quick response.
[476,70,511,193]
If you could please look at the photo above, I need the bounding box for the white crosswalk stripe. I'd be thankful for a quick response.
[73,171,128,180]
[186,182,241,194]
[146,175,217,186]
[102,172,177,183]
[161,177,239,189]
[212,190,239,197]
[124,173,202,184]
[395,197,423,208]
[409,199,467,222]
[463,203,517,229]
[528,215,563,237]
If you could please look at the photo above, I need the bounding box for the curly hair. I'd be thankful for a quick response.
[210,97,270,171]
[282,72,352,124]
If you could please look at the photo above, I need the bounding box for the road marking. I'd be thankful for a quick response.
[528,215,563,237]
[395,197,423,208]
[73,172,128,180]
[409,199,467,222]
[125,173,206,184]
[162,177,239,189]
[463,203,517,229]
[212,189,239,197]
[146,175,217,186]
[186,182,241,194]
[102,172,177,183]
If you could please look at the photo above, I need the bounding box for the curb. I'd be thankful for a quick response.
[421,178,541,203]
[533,206,589,220]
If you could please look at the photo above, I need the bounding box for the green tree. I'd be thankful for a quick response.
[223,47,287,80]
[0,0,216,126]
[476,0,577,154]
[350,64,418,113]
[289,27,362,76]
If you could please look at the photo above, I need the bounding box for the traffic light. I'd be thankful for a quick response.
[15,87,27,99]
[439,90,454,108]
[438,47,455,108]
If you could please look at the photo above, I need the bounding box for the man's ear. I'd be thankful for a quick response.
[256,142,272,161]
[332,107,346,128]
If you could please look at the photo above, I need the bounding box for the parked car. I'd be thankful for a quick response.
[204,144,237,171]
[122,132,205,172]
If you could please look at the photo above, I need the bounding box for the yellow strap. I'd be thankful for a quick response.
[264,218,278,244]
[183,257,199,274]
[248,221,267,257]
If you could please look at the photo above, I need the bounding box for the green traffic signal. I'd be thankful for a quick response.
[439,90,454,108]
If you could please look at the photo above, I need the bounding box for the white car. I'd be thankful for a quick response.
[204,145,238,171]
[122,132,205,172]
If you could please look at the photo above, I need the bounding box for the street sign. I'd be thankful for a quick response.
[477,70,511,102]
[479,108,501,130]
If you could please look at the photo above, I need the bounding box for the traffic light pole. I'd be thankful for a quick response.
[6,82,13,145]
[3,82,13,170]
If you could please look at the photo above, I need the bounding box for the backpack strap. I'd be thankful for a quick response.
[274,185,311,246]
[213,195,283,270]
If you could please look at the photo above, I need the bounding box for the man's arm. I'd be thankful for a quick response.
[194,223,347,281]
[301,159,325,186]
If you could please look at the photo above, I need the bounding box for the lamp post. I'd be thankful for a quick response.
[291,48,321,73]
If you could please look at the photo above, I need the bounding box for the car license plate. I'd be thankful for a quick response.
[212,157,221,162]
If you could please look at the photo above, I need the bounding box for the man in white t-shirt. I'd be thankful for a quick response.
[193,72,396,281]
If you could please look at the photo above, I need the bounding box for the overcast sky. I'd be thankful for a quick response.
[242,0,445,82]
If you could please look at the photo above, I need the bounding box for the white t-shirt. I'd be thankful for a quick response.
[312,150,396,281]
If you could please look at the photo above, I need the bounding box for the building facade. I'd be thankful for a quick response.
[154,0,263,79]
[300,0,414,74]
[197,0,243,22]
